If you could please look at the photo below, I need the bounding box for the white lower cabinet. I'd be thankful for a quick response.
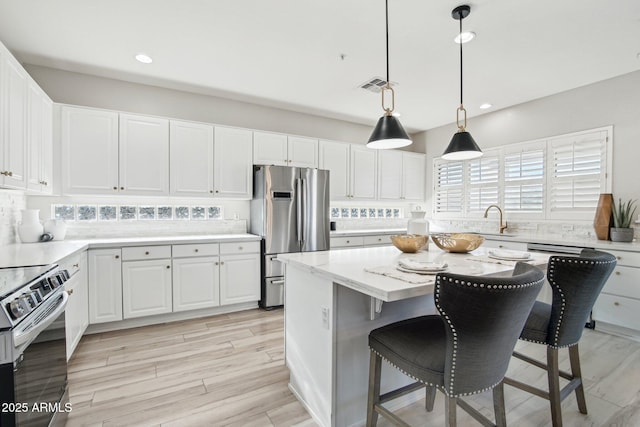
[593,250,640,335]
[219,253,260,305]
[88,248,123,324]
[172,255,220,312]
[330,234,394,249]
[482,239,528,251]
[87,240,260,327]
[122,258,173,319]
[62,251,88,360]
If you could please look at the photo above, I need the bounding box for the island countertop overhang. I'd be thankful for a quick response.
[277,245,550,302]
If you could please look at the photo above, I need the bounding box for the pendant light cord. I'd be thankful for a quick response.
[459,10,463,106]
[385,0,390,85]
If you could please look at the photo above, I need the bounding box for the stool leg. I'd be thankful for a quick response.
[493,381,507,427]
[569,344,588,414]
[445,396,457,427]
[366,351,382,427]
[425,386,436,411]
[547,347,563,427]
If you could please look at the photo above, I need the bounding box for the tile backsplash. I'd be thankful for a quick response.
[0,190,27,245]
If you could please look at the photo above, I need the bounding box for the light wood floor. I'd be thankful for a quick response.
[66,309,640,426]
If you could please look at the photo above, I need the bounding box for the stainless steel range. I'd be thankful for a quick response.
[0,265,70,427]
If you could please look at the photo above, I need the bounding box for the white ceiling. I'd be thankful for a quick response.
[1,0,639,133]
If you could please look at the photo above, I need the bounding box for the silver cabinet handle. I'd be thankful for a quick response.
[1,171,13,176]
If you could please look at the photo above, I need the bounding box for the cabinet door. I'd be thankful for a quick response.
[377,150,403,200]
[122,259,172,319]
[350,144,377,200]
[0,52,28,189]
[253,131,288,166]
[402,152,425,201]
[213,126,253,199]
[61,106,119,194]
[26,81,43,191]
[88,249,123,324]
[288,136,318,168]
[169,120,214,196]
[40,95,53,194]
[319,140,350,200]
[119,114,170,195]
[219,254,260,305]
[65,252,88,360]
[172,256,220,312]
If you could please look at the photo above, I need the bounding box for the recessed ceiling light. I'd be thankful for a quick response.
[479,103,492,110]
[135,53,153,64]
[454,31,476,44]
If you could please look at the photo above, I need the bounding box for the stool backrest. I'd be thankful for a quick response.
[546,248,616,347]
[435,263,544,397]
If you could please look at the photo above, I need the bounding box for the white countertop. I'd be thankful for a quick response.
[0,234,261,268]
[331,228,640,252]
[278,245,550,302]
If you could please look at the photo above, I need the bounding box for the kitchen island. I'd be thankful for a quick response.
[278,244,550,427]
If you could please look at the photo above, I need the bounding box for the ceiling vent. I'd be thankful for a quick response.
[358,77,397,93]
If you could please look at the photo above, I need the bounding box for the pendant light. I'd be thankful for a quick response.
[366,0,412,150]
[442,5,482,160]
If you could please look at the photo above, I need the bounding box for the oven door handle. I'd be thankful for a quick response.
[13,290,69,348]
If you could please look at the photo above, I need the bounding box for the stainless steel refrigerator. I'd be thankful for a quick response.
[250,165,330,308]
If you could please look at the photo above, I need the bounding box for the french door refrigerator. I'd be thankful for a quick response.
[250,165,330,308]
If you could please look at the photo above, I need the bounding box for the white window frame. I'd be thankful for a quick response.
[432,126,612,222]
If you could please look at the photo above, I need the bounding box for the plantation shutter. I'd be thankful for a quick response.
[467,151,500,213]
[547,130,608,219]
[503,141,545,213]
[433,159,463,216]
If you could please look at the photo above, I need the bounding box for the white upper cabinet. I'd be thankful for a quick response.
[378,150,425,201]
[119,113,170,195]
[169,120,214,197]
[319,141,377,200]
[287,136,318,168]
[401,152,426,201]
[319,140,350,200]
[253,132,288,166]
[349,144,377,200]
[0,49,28,189]
[26,81,53,194]
[61,106,119,194]
[213,126,253,199]
[254,131,318,168]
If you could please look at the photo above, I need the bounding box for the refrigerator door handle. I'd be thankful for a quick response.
[301,178,307,244]
[296,178,303,243]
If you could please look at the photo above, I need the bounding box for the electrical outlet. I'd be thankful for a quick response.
[321,307,330,330]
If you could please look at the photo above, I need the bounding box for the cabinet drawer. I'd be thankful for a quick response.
[593,293,640,331]
[219,241,260,255]
[330,236,364,248]
[122,245,171,261]
[606,250,640,267]
[58,251,84,277]
[483,240,528,251]
[172,243,219,258]
[363,235,392,246]
[601,266,640,299]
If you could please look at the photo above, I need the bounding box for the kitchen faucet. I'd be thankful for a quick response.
[483,205,508,234]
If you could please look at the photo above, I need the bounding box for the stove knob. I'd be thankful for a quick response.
[22,292,37,309]
[8,299,27,319]
[62,270,70,280]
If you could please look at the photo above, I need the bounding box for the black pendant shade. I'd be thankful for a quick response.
[367,115,412,149]
[442,130,482,160]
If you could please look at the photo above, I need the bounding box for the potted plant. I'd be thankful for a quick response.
[610,198,637,242]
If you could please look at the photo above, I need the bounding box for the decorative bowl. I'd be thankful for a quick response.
[431,233,484,253]
[390,234,429,253]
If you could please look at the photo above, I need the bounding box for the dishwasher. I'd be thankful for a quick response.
[526,242,597,328]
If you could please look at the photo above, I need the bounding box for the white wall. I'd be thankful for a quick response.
[25,64,375,145]
[414,70,640,216]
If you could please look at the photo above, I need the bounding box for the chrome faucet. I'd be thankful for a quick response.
[483,205,508,234]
